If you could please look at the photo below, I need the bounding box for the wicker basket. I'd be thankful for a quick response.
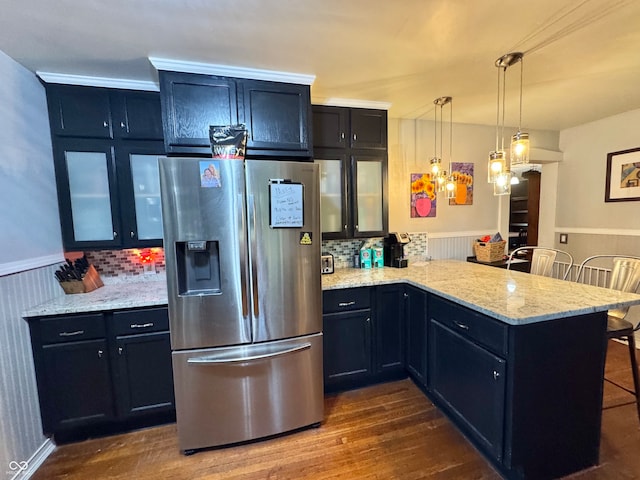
[474,240,506,263]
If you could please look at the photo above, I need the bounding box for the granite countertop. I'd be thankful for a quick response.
[23,260,640,325]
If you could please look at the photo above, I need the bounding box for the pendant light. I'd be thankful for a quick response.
[432,96,452,194]
[489,52,523,196]
[510,54,529,167]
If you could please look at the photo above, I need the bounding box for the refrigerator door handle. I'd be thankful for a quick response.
[187,342,311,364]
[248,194,260,318]
[238,193,249,318]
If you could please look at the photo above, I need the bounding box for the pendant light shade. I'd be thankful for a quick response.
[488,151,506,183]
[493,171,512,196]
[510,55,530,167]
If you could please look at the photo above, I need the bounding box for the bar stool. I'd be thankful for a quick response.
[577,255,640,420]
[507,246,574,280]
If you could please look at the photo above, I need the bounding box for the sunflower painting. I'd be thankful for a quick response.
[448,162,474,206]
[410,173,436,217]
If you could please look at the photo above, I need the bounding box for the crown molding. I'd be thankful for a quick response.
[318,98,392,110]
[36,72,159,91]
[148,57,315,85]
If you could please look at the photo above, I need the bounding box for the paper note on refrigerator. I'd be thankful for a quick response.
[269,181,304,228]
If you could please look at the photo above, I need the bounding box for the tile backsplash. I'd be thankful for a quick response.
[77,232,430,277]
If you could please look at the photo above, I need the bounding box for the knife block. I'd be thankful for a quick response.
[59,265,104,294]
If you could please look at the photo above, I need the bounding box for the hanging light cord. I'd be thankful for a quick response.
[449,99,453,172]
[500,65,506,152]
[494,67,501,151]
[518,58,524,131]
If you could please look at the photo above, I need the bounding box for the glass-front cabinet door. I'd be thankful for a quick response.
[315,150,348,239]
[54,139,121,249]
[116,142,165,246]
[352,153,387,238]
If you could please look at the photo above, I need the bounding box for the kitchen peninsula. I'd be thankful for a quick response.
[23,260,640,480]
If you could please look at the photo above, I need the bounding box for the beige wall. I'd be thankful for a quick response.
[388,117,559,238]
[554,108,640,262]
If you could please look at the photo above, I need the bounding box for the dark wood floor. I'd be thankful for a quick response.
[32,341,640,480]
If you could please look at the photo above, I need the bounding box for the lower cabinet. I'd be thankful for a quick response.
[323,285,405,392]
[28,307,174,442]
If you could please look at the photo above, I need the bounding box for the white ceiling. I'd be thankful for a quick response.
[2,0,640,131]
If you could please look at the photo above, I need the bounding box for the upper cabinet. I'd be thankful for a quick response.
[312,105,389,239]
[312,106,387,150]
[158,71,312,159]
[44,84,165,250]
[47,85,164,141]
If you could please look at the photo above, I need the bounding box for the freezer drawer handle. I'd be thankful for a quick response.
[187,343,311,364]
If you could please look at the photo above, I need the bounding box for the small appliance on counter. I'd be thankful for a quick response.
[321,253,334,274]
[384,232,411,268]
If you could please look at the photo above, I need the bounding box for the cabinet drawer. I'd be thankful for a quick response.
[40,314,106,344]
[112,308,169,336]
[323,288,371,314]
[429,296,507,356]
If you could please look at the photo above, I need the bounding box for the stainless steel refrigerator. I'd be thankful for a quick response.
[159,157,323,454]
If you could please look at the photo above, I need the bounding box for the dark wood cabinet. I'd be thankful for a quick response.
[312,105,388,239]
[158,71,312,158]
[374,284,405,376]
[40,338,115,433]
[322,288,372,392]
[322,286,406,392]
[312,106,387,150]
[430,320,506,461]
[28,307,174,442]
[44,84,166,250]
[405,285,428,388]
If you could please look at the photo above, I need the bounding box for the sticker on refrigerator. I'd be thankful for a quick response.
[299,232,312,245]
[200,161,221,188]
[269,180,303,228]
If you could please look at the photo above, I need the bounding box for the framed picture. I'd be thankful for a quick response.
[605,148,640,202]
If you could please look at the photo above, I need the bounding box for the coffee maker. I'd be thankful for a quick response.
[383,232,411,268]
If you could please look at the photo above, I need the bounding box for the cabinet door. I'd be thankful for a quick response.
[114,331,174,417]
[241,80,311,157]
[115,141,165,247]
[46,84,113,139]
[374,285,405,375]
[53,139,122,249]
[40,339,115,433]
[312,105,348,148]
[315,151,349,239]
[429,319,506,461]
[112,90,164,140]
[406,286,428,387]
[350,108,387,149]
[351,153,388,238]
[323,310,372,390]
[159,71,238,154]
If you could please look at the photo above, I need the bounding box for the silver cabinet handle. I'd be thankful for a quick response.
[120,121,126,128]
[59,330,84,337]
[118,347,123,355]
[130,323,154,329]
[366,317,371,323]
[338,301,356,307]
[404,293,409,298]
[113,231,118,238]
[343,224,347,230]
[493,370,500,380]
[130,231,135,239]
[103,121,108,128]
[188,343,311,364]
[353,133,357,141]
[340,132,345,140]
[454,321,469,330]
[98,350,104,358]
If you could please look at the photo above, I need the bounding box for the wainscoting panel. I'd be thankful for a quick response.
[0,265,61,478]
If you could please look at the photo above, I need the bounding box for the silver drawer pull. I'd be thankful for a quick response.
[453,321,469,330]
[59,330,84,337]
[130,323,154,329]
[338,301,356,307]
